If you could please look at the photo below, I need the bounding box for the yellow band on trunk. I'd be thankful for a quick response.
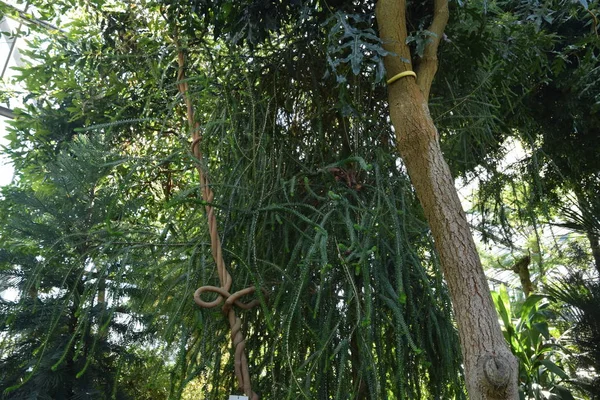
[386,71,417,85]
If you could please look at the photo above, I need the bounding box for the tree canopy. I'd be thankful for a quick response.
[0,0,598,398]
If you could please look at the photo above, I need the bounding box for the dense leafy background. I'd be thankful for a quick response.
[1,0,598,398]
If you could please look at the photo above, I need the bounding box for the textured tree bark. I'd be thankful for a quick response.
[375,0,519,398]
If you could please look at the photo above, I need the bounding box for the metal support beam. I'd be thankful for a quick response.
[0,1,64,35]
[0,3,28,80]
[0,105,15,119]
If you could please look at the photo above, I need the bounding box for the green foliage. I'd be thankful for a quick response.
[492,286,577,399]
[448,0,600,272]
[0,137,146,399]
[2,0,599,398]
[546,274,600,397]
[406,29,437,58]
[0,2,469,398]
[324,11,390,83]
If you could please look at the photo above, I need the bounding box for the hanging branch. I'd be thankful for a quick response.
[176,48,260,400]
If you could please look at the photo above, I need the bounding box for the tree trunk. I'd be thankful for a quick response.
[575,190,600,275]
[511,255,534,297]
[586,232,600,276]
[97,274,108,340]
[375,1,519,398]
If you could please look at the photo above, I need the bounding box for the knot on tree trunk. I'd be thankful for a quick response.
[477,352,518,397]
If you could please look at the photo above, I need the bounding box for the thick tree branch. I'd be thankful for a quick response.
[375,0,412,77]
[376,1,519,397]
[415,0,449,99]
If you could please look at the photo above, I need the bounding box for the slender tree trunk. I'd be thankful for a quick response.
[375,1,518,398]
[97,273,108,340]
[586,232,600,276]
[574,190,600,275]
[511,255,534,297]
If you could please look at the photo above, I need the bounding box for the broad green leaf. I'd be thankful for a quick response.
[550,385,576,400]
[533,322,550,340]
[520,294,545,321]
[539,360,569,380]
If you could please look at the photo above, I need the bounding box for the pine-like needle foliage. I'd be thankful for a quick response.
[0,1,476,398]
[0,137,162,399]
[175,80,465,399]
